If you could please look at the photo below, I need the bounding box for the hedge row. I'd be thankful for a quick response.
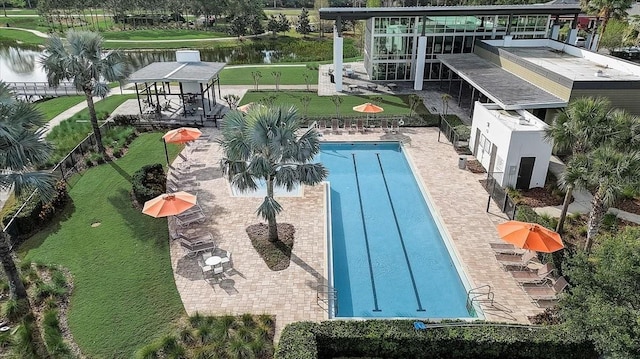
[275,320,598,359]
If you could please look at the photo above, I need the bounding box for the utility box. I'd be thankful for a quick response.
[458,156,467,169]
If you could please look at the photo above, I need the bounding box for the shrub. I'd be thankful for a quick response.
[275,320,598,359]
[453,124,471,141]
[42,309,70,356]
[3,180,70,242]
[131,163,167,204]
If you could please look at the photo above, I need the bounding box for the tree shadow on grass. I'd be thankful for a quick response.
[107,187,168,248]
[107,160,132,183]
[16,201,77,255]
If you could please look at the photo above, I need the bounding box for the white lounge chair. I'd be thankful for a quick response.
[510,262,554,285]
[496,250,540,270]
[524,276,569,306]
[180,239,216,258]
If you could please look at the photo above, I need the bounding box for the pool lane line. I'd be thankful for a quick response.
[352,153,382,312]
[376,153,426,312]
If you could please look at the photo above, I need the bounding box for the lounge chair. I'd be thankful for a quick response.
[381,119,390,133]
[524,276,569,306]
[490,242,526,255]
[344,119,356,134]
[356,119,365,133]
[510,262,554,285]
[496,250,540,270]
[331,119,341,134]
[175,211,206,227]
[318,120,328,134]
[390,119,399,134]
[179,238,216,258]
[173,231,214,245]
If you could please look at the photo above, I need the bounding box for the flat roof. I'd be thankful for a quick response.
[319,4,580,20]
[438,54,567,110]
[128,61,226,83]
[501,47,640,82]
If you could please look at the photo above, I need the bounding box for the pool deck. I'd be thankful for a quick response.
[169,126,544,340]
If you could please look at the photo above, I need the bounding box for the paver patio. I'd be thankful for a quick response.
[169,126,545,340]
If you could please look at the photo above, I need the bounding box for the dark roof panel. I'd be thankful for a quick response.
[319,4,581,20]
[438,53,567,110]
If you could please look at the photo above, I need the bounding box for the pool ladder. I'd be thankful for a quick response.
[466,285,494,316]
[316,284,338,317]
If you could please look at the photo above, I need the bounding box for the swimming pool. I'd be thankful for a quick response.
[319,142,475,318]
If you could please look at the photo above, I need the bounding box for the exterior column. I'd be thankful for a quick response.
[550,23,560,41]
[333,26,344,92]
[590,34,600,51]
[567,14,578,45]
[413,36,427,91]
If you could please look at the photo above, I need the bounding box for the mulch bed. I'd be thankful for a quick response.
[247,223,295,271]
[616,197,640,215]
[466,159,486,174]
[517,187,565,207]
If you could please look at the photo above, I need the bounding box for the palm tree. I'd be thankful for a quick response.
[561,147,640,253]
[0,82,56,300]
[218,105,328,241]
[544,97,614,233]
[585,0,634,50]
[441,93,451,116]
[40,30,129,156]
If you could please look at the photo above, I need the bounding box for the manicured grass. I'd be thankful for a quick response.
[4,9,39,15]
[21,133,184,358]
[264,8,317,17]
[103,29,228,40]
[240,91,416,116]
[103,39,233,50]
[2,16,50,32]
[219,66,317,86]
[34,96,86,122]
[71,93,138,119]
[0,28,45,45]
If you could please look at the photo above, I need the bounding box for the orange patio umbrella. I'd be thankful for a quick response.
[352,102,384,114]
[163,127,202,144]
[142,191,197,218]
[161,127,202,165]
[496,220,564,253]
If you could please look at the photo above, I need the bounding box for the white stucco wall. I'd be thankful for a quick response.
[470,103,552,189]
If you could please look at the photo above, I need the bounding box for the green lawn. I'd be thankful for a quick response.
[239,91,417,116]
[73,93,138,119]
[103,29,228,40]
[0,28,45,45]
[219,66,318,86]
[2,16,51,32]
[21,133,184,358]
[35,96,86,122]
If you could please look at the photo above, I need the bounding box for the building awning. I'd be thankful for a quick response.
[438,54,567,110]
[128,62,226,83]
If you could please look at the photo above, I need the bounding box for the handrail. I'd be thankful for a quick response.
[317,284,338,317]
[466,285,494,314]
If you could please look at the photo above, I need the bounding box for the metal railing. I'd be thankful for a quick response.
[466,285,494,316]
[484,176,518,220]
[438,114,469,149]
[317,284,338,318]
[7,82,83,97]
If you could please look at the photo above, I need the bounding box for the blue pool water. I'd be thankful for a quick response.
[319,142,474,318]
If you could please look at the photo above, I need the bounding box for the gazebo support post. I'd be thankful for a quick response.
[135,83,143,114]
[179,82,186,118]
[200,82,207,116]
[154,82,160,113]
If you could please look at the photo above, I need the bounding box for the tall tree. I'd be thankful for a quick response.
[545,97,613,234]
[296,7,312,36]
[0,82,56,300]
[584,0,633,50]
[41,31,129,157]
[560,227,640,358]
[218,106,327,241]
[562,147,640,253]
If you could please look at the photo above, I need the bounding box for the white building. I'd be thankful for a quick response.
[470,103,552,189]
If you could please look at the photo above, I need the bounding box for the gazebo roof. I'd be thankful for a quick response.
[128,61,226,83]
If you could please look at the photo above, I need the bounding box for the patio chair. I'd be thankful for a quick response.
[344,119,356,134]
[175,211,206,227]
[524,276,569,306]
[176,231,214,245]
[510,262,555,285]
[490,242,526,255]
[496,250,540,271]
[381,119,390,133]
[331,119,341,135]
[390,119,399,134]
[179,238,216,258]
[168,171,198,183]
[318,120,328,134]
[356,119,365,133]
[220,251,232,268]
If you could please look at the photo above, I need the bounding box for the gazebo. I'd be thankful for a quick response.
[128,50,226,123]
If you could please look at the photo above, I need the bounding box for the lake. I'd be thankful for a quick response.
[0,44,290,83]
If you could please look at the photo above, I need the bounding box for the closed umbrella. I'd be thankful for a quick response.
[496,221,564,253]
[142,191,197,218]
